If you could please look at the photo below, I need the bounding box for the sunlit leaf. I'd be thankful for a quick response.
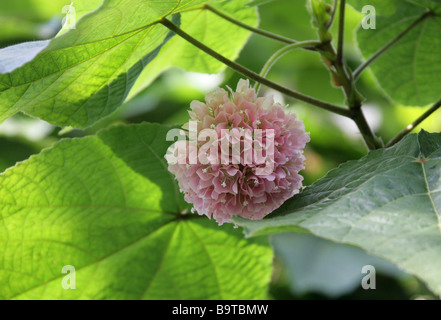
[0,123,273,300]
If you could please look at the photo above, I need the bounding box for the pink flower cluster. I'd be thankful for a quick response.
[167,79,310,225]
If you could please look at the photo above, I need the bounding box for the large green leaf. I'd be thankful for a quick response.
[0,0,179,128]
[0,0,256,128]
[233,130,441,296]
[350,0,441,106]
[0,123,272,300]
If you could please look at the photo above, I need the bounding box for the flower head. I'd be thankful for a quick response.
[167,79,310,225]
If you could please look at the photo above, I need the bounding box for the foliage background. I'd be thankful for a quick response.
[1,0,440,299]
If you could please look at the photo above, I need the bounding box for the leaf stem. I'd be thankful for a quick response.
[353,10,433,80]
[255,40,321,93]
[160,18,352,118]
[386,99,441,148]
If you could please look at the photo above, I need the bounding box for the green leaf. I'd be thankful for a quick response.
[233,130,441,296]
[0,0,179,128]
[0,0,255,128]
[350,0,441,106]
[0,123,273,300]
[128,0,258,99]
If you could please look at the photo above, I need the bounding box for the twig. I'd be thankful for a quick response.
[205,4,303,46]
[386,99,441,147]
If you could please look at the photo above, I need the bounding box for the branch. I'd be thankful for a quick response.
[349,109,383,150]
[386,99,441,148]
[336,0,346,65]
[255,40,321,93]
[315,3,384,150]
[353,10,433,80]
[160,18,352,118]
